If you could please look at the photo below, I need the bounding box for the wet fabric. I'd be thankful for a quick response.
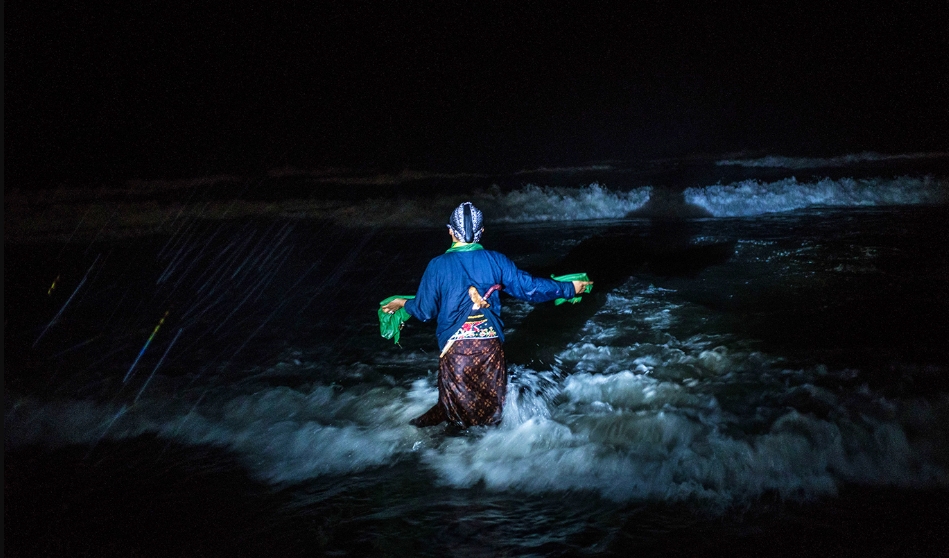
[378,295,415,345]
[410,337,506,428]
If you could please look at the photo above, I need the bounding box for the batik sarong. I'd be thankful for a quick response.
[410,337,507,427]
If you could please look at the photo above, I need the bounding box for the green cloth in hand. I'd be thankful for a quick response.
[550,273,591,305]
[378,295,416,344]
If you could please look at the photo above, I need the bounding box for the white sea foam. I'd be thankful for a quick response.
[484,183,652,222]
[5,379,434,484]
[685,176,948,217]
[421,370,948,503]
[6,278,948,503]
[417,279,949,502]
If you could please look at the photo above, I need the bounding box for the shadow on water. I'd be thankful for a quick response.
[503,186,735,368]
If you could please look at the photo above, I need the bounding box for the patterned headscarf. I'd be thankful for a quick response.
[447,202,484,243]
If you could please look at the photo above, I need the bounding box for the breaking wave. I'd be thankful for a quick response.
[283,182,652,227]
[6,280,948,507]
[7,173,947,242]
[5,183,653,242]
[686,176,948,217]
[485,183,650,222]
[8,351,947,506]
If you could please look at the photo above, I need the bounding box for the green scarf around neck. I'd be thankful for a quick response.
[445,242,484,253]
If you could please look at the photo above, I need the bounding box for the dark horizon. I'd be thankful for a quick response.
[6,3,949,186]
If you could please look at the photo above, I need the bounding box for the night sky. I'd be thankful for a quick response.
[6,2,948,185]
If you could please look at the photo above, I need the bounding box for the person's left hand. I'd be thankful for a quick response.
[381,298,407,315]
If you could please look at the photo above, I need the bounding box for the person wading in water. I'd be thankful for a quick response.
[382,202,592,428]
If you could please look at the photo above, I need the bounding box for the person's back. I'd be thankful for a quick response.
[407,248,574,353]
[381,202,591,428]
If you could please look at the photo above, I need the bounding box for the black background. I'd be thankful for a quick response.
[6,2,948,185]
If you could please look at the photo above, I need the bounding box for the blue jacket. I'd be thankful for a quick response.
[403,247,576,351]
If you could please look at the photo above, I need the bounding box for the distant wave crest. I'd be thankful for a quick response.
[686,176,949,217]
[283,183,652,227]
[485,183,650,222]
[6,183,653,242]
[716,151,949,169]
[8,176,948,242]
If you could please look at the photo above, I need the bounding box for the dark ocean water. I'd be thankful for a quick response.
[5,153,949,556]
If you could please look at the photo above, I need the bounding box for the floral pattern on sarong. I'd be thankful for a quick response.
[410,337,506,428]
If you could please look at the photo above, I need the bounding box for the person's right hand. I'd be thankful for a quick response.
[381,298,407,314]
[572,280,593,295]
